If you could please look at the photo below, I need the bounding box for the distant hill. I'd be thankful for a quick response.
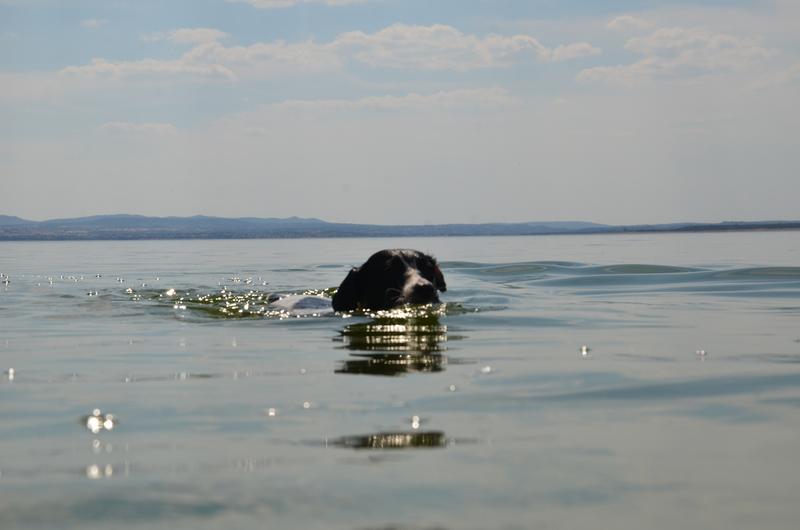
[0,215,31,226]
[0,215,798,240]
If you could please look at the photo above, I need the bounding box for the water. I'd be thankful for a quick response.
[2,232,800,530]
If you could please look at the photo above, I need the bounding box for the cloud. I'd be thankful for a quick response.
[169,28,229,44]
[228,0,368,8]
[60,57,238,81]
[182,40,341,74]
[579,27,777,85]
[550,42,602,62]
[337,24,600,70]
[624,27,771,60]
[274,87,517,111]
[143,28,229,45]
[752,62,800,89]
[81,19,108,29]
[99,122,178,136]
[62,23,596,84]
[71,27,338,82]
[607,15,653,32]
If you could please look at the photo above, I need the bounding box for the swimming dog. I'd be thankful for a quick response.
[332,249,446,311]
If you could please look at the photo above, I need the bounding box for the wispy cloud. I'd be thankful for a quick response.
[274,87,517,111]
[142,28,229,44]
[550,42,602,62]
[579,26,776,85]
[81,19,108,29]
[606,15,653,32]
[99,122,178,136]
[182,39,341,75]
[62,23,598,83]
[61,57,238,81]
[751,62,800,89]
[337,24,599,70]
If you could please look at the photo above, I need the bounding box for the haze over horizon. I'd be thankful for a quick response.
[2,1,798,225]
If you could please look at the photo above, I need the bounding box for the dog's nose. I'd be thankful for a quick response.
[409,281,439,304]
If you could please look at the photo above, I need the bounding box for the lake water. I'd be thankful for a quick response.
[2,232,800,530]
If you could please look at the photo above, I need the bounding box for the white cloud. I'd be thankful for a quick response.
[577,60,655,86]
[183,40,341,73]
[228,0,368,8]
[579,27,777,85]
[60,57,238,81]
[63,23,595,84]
[81,19,108,29]
[337,24,600,70]
[625,27,771,60]
[607,15,653,32]
[274,87,517,111]
[169,28,229,44]
[140,32,163,44]
[71,27,339,82]
[99,122,178,136]
[143,28,229,45]
[550,42,602,62]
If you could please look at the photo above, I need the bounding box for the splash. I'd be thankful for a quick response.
[128,287,337,319]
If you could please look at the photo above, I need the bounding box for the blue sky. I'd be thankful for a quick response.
[1,0,798,224]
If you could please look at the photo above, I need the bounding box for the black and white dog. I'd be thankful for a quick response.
[332,249,447,312]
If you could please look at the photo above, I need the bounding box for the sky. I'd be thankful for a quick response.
[1,0,798,225]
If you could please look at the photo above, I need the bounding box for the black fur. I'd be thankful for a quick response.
[332,249,446,312]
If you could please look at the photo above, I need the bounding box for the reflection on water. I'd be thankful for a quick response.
[81,409,117,434]
[330,431,448,450]
[335,307,457,376]
[338,314,447,353]
[86,463,119,480]
[337,352,446,376]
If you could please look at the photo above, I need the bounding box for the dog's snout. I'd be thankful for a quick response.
[409,281,438,304]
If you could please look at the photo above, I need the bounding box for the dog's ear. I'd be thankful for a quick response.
[332,267,361,311]
[433,264,447,292]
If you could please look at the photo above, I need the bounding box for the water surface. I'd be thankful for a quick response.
[2,232,800,529]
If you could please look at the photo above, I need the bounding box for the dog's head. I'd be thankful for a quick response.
[332,249,447,312]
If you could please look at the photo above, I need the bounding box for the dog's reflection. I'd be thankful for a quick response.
[335,312,451,376]
[330,431,448,449]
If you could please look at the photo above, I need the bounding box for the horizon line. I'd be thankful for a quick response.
[3,213,800,227]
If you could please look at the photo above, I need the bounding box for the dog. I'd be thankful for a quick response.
[332,249,447,312]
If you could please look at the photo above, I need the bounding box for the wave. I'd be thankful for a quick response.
[444,261,800,297]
